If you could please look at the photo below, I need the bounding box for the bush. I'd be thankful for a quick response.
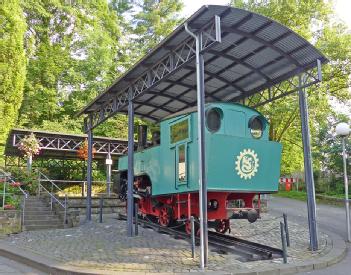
[4,167,38,195]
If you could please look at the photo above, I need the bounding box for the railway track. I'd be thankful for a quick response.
[117,214,283,262]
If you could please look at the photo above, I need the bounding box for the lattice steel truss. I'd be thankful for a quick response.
[84,16,221,132]
[10,130,128,158]
[240,60,322,108]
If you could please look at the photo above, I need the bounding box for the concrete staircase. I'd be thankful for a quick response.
[64,195,125,221]
[23,196,64,231]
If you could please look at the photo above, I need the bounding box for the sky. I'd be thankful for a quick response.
[183,0,351,29]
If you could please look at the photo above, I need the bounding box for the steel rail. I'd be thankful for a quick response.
[118,214,283,262]
[208,231,283,259]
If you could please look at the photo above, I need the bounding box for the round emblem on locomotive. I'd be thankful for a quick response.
[235,149,259,180]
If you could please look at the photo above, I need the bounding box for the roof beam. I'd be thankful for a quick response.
[207,50,270,81]
[220,27,301,67]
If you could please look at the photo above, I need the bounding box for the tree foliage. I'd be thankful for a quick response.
[15,0,182,140]
[0,0,26,155]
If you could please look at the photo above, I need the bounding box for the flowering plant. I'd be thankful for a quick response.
[77,139,96,160]
[9,182,21,187]
[18,133,40,157]
[4,204,16,210]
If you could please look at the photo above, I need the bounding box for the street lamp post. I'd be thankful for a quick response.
[336,122,350,242]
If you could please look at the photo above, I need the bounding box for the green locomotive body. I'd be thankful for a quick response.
[118,102,282,195]
[117,102,282,233]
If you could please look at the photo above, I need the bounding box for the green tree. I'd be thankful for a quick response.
[0,0,27,157]
[15,0,184,139]
[231,0,351,175]
[132,0,183,53]
[18,0,123,134]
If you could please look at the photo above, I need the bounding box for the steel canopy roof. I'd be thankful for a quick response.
[79,5,327,127]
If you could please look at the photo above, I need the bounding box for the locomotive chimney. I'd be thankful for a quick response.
[137,125,148,150]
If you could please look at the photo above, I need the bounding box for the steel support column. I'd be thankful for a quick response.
[185,24,208,268]
[298,75,318,250]
[86,119,93,221]
[342,137,351,242]
[106,145,112,197]
[127,94,134,237]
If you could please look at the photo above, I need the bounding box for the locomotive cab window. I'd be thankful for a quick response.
[170,118,189,144]
[248,115,265,139]
[206,107,222,133]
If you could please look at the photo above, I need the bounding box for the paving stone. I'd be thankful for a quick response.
[0,212,336,273]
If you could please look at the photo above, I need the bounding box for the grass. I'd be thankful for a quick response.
[274,190,307,201]
[274,190,348,207]
[56,184,107,197]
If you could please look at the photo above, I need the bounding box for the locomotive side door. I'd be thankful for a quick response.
[169,116,191,190]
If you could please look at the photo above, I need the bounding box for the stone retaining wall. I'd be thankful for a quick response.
[0,210,21,234]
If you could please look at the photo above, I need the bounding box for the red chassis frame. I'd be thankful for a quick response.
[136,192,261,228]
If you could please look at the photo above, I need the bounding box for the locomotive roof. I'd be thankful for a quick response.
[79,5,327,130]
[161,102,261,121]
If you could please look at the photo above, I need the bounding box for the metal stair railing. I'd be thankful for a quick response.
[37,171,68,225]
[0,168,29,231]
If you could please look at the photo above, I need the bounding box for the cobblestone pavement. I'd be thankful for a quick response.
[0,213,330,273]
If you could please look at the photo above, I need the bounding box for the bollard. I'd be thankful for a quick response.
[134,202,139,236]
[99,196,103,223]
[191,216,195,258]
[283,213,290,247]
[280,222,288,263]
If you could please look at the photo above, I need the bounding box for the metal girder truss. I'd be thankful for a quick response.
[12,133,128,156]
[239,61,322,108]
[84,16,222,132]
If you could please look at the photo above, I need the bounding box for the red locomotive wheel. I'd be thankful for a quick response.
[158,206,171,227]
[215,219,230,234]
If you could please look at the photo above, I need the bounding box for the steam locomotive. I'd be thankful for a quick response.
[115,102,282,233]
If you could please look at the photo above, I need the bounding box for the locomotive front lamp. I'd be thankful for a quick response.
[335,122,350,242]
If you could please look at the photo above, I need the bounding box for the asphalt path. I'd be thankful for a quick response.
[0,255,45,274]
[268,196,351,274]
